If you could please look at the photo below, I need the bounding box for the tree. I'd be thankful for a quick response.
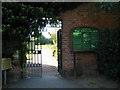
[48,33,57,45]
[2,2,82,69]
[35,35,53,45]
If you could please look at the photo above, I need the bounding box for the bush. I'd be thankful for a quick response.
[97,28,120,80]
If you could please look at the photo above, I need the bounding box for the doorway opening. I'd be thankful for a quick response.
[25,19,62,77]
[42,19,62,76]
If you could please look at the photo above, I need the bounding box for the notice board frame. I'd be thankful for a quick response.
[71,27,100,52]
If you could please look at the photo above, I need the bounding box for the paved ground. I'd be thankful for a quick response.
[4,45,119,88]
[7,74,119,88]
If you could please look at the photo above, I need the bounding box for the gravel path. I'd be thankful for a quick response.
[42,45,58,76]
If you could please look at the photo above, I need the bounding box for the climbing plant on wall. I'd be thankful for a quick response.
[97,28,120,80]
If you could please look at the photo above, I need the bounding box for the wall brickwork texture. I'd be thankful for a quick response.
[59,3,120,77]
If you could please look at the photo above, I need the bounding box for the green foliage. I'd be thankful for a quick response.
[2,2,45,59]
[19,41,28,68]
[97,28,120,80]
[35,35,53,45]
[2,2,80,58]
[2,2,48,38]
[95,2,120,13]
[2,2,81,70]
[2,33,20,58]
[48,33,57,45]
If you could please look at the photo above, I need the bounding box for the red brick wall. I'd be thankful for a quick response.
[59,3,120,77]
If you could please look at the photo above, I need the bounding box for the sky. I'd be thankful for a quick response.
[42,24,61,38]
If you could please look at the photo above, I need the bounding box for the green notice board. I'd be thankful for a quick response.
[72,28,99,51]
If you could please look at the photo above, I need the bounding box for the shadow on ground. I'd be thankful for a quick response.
[3,65,119,88]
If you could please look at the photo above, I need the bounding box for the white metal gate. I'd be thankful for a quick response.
[25,36,42,77]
